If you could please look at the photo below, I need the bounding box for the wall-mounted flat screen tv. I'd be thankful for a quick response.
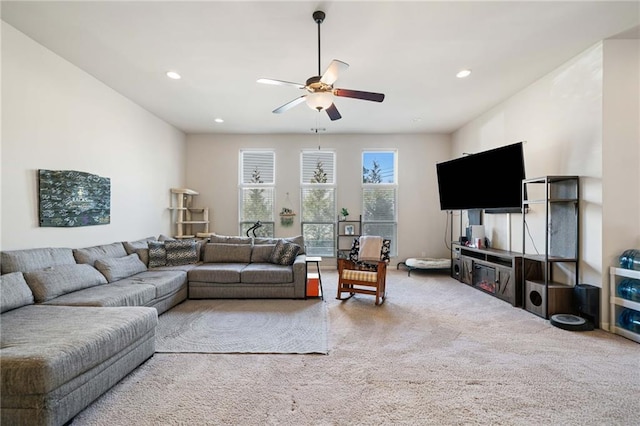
[436,142,526,212]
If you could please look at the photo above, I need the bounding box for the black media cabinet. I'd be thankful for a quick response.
[451,243,523,307]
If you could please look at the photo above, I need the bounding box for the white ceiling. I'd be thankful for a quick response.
[2,1,638,135]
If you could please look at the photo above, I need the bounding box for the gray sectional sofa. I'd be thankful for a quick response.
[0,234,306,426]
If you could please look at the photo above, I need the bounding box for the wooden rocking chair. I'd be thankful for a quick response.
[336,236,391,305]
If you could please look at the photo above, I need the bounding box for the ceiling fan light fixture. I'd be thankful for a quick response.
[305,92,333,111]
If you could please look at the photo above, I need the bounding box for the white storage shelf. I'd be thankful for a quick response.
[609,266,640,344]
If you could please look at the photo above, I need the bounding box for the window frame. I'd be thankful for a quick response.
[238,150,276,237]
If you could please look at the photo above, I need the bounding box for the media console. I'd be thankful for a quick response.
[451,243,523,307]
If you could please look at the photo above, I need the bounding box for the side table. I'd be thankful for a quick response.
[305,256,323,300]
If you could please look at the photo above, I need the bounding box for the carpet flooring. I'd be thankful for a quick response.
[72,270,639,425]
[156,299,328,354]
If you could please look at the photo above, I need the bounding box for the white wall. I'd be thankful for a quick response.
[453,43,604,285]
[453,40,640,328]
[1,22,186,250]
[602,39,640,271]
[185,133,451,265]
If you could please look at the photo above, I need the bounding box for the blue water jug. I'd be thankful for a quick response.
[617,278,640,302]
[617,308,640,333]
[619,249,640,271]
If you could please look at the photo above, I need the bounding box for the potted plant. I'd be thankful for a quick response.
[340,207,349,221]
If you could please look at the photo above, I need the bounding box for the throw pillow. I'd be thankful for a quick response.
[251,244,276,263]
[24,264,108,303]
[254,235,305,255]
[148,241,167,268]
[269,240,301,266]
[0,272,34,313]
[122,236,157,255]
[94,253,147,283]
[165,240,198,266]
[135,248,150,267]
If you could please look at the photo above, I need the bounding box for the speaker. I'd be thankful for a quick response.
[574,284,600,328]
[451,258,462,281]
[525,280,574,319]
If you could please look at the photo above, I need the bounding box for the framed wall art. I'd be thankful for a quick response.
[38,169,111,227]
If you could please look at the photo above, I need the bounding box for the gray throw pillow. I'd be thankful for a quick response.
[24,264,108,302]
[73,242,128,265]
[269,240,301,266]
[122,236,157,255]
[0,272,34,313]
[95,253,147,283]
[148,241,167,268]
[165,240,198,266]
[255,235,305,255]
[251,244,276,263]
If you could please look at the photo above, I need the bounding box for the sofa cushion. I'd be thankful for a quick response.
[204,243,252,263]
[121,270,187,298]
[41,281,157,307]
[136,248,150,267]
[148,241,167,268]
[73,242,127,266]
[0,305,157,395]
[122,236,157,255]
[1,248,76,274]
[0,272,34,313]
[251,244,275,263]
[209,234,252,245]
[165,240,198,266]
[94,253,147,283]
[241,263,294,283]
[254,235,305,255]
[187,264,244,283]
[23,264,108,303]
[269,240,301,266]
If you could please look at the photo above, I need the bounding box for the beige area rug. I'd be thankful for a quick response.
[155,299,328,354]
[73,270,639,426]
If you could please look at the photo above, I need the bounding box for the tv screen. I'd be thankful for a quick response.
[436,142,526,211]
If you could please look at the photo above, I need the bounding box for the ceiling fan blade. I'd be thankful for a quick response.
[273,96,307,114]
[334,88,385,103]
[257,78,305,89]
[320,59,349,85]
[325,103,342,121]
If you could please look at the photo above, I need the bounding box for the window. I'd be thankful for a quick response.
[239,150,275,237]
[362,151,397,256]
[301,151,336,257]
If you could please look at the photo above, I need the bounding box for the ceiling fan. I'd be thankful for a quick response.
[257,10,385,121]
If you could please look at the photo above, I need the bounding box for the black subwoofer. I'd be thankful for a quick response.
[574,284,600,328]
[451,258,461,281]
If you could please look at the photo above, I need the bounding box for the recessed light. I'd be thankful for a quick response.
[214,118,224,123]
[456,69,472,79]
[166,71,181,80]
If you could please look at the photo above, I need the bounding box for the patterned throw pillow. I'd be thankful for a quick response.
[148,241,167,268]
[165,240,198,266]
[269,240,301,266]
